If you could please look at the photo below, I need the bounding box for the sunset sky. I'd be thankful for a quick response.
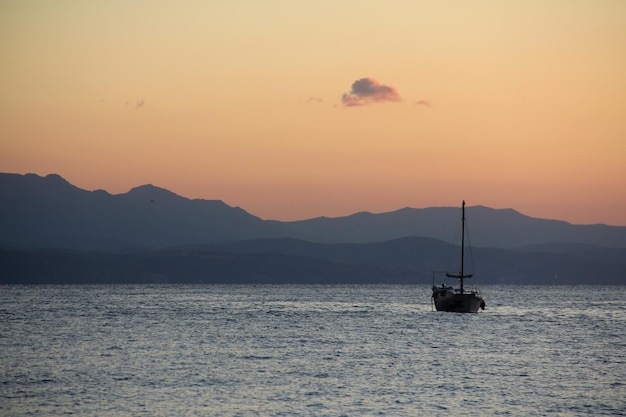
[2,1,625,225]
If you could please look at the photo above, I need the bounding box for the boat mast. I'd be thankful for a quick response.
[445,200,473,290]
[460,200,465,294]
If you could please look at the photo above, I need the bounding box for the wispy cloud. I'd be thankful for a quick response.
[124,99,145,108]
[415,100,432,108]
[305,97,324,104]
[342,78,401,107]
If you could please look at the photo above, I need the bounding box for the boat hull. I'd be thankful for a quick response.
[432,291,485,313]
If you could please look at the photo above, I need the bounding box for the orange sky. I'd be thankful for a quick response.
[1,1,625,225]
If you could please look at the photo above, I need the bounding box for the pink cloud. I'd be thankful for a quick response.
[415,100,432,107]
[342,78,401,107]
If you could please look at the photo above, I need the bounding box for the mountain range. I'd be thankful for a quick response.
[1,172,625,285]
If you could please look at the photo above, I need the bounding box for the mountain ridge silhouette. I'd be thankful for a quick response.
[1,172,624,285]
[2,172,624,250]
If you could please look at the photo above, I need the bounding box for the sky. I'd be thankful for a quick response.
[1,0,625,225]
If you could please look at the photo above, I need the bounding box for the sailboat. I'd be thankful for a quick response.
[432,200,486,313]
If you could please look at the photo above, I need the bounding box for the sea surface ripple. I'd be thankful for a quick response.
[1,285,625,416]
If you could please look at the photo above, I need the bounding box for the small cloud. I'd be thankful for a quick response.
[306,97,324,104]
[136,99,145,108]
[415,100,432,108]
[342,77,401,107]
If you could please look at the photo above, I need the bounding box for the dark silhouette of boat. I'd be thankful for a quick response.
[432,201,485,313]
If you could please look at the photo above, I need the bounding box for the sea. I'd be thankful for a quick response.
[1,285,624,416]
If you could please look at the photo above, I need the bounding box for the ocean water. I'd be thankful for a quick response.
[1,285,624,416]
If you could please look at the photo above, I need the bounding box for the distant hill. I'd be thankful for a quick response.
[1,237,623,285]
[1,172,625,285]
[0,173,286,251]
[273,206,626,248]
[1,172,625,250]
[184,237,626,285]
